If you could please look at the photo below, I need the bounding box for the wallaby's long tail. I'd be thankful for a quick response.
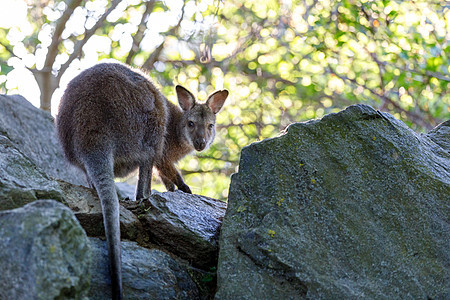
[83,151,123,299]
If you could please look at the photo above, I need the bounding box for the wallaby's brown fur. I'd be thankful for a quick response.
[56,62,228,299]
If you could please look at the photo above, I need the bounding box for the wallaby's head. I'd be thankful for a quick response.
[176,85,228,152]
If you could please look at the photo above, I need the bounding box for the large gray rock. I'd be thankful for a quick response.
[140,191,226,268]
[89,238,199,299]
[0,94,85,186]
[58,180,146,243]
[216,105,449,299]
[0,134,63,211]
[0,200,91,299]
[0,132,145,243]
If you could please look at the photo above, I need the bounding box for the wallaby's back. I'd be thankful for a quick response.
[57,63,168,177]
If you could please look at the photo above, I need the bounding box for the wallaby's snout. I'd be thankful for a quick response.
[194,137,207,151]
[190,122,210,151]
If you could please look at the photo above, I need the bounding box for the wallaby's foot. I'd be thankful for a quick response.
[165,183,175,192]
[119,196,133,205]
[119,197,148,210]
[178,183,192,194]
[137,197,153,211]
[137,197,149,206]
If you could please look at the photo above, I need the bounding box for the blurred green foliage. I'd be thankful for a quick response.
[0,0,449,200]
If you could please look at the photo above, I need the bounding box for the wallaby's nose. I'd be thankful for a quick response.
[194,138,206,151]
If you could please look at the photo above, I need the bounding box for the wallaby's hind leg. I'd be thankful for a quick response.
[82,151,123,300]
[136,158,154,201]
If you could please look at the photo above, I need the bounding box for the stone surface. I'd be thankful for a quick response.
[216,105,450,299]
[0,94,86,186]
[0,200,91,299]
[88,238,199,299]
[0,134,63,211]
[58,180,146,242]
[427,119,450,150]
[140,191,227,268]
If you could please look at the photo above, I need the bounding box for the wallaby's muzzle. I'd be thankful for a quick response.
[194,138,207,151]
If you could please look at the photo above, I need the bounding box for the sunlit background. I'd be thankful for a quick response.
[0,0,217,112]
[0,0,449,200]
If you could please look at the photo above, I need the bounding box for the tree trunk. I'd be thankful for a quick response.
[35,69,57,113]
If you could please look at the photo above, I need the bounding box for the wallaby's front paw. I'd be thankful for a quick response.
[120,197,146,210]
[179,184,192,194]
[119,196,134,206]
[136,197,149,206]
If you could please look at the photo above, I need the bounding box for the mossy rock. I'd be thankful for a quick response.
[216,105,449,299]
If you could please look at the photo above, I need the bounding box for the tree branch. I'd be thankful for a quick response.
[195,155,239,164]
[126,0,156,65]
[158,59,198,65]
[0,40,14,57]
[377,60,450,82]
[328,66,433,130]
[0,40,36,73]
[43,0,83,72]
[304,0,319,21]
[142,41,166,71]
[355,22,449,83]
[56,0,121,81]
[220,27,260,69]
[141,1,186,71]
[246,72,297,85]
[181,167,235,177]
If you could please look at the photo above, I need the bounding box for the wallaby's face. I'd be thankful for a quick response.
[176,85,228,151]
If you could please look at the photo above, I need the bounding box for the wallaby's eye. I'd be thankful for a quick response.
[208,124,214,130]
[188,121,195,127]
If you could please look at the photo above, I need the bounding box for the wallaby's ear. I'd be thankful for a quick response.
[206,90,228,114]
[176,85,196,111]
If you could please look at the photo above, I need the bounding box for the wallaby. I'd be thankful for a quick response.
[56,62,228,299]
